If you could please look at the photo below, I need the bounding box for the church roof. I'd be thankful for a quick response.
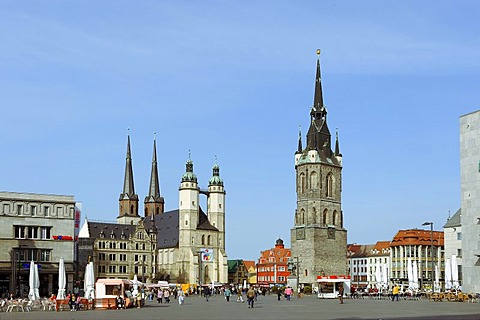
[146,206,218,250]
[150,209,180,249]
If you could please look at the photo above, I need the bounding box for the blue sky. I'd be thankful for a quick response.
[1,1,478,261]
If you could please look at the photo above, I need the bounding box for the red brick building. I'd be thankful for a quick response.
[256,239,291,286]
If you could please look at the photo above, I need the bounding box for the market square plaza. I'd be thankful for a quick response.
[2,294,480,320]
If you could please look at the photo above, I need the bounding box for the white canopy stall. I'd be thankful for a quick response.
[317,275,351,299]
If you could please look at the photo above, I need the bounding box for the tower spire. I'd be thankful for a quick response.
[310,49,326,120]
[144,133,164,217]
[147,134,161,199]
[296,125,303,154]
[118,130,139,223]
[335,128,342,157]
[306,49,332,154]
[121,132,136,197]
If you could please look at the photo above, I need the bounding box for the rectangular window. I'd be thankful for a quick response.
[44,206,50,216]
[457,249,462,258]
[30,206,37,216]
[28,226,38,239]
[40,250,51,262]
[457,232,462,240]
[40,227,51,239]
[3,204,9,214]
[17,204,23,215]
[108,266,116,273]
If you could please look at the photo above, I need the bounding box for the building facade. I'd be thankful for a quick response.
[390,229,444,290]
[291,52,347,286]
[227,259,249,286]
[0,191,77,298]
[256,239,291,287]
[443,209,462,287]
[460,110,480,293]
[348,241,391,290]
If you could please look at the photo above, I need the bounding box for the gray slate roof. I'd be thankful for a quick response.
[88,221,135,240]
[443,208,461,228]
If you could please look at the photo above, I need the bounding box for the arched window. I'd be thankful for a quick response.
[300,209,305,225]
[333,210,337,226]
[325,173,333,197]
[201,235,205,245]
[312,207,317,224]
[204,265,210,283]
[300,173,306,194]
[207,235,211,245]
[130,205,134,215]
[310,171,318,189]
[322,209,328,226]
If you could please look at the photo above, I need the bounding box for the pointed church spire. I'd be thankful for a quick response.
[335,128,342,157]
[306,49,332,154]
[296,125,303,154]
[144,133,164,218]
[147,134,161,199]
[310,49,326,120]
[118,130,139,223]
[121,132,136,198]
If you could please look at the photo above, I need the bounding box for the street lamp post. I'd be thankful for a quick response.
[422,222,434,292]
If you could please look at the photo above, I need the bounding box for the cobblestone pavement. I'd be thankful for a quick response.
[1,295,480,320]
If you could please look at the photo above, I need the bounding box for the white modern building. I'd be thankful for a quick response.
[443,209,463,286]
[459,110,480,293]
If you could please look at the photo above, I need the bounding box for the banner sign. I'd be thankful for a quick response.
[201,248,213,262]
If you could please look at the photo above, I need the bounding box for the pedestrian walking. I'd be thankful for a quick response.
[338,284,344,304]
[157,288,163,303]
[224,287,231,302]
[237,289,244,303]
[204,286,211,302]
[247,287,255,308]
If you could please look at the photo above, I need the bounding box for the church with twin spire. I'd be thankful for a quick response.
[78,136,228,285]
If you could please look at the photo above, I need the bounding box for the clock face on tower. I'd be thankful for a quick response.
[296,228,305,240]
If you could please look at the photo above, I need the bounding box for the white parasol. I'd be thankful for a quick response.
[451,255,459,290]
[434,264,440,292]
[412,260,419,291]
[407,258,413,290]
[382,263,388,290]
[34,263,40,300]
[57,258,66,299]
[28,261,36,301]
[445,258,452,290]
[375,261,381,290]
[84,262,95,300]
[132,274,139,297]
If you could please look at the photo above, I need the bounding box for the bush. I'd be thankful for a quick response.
[303,285,312,294]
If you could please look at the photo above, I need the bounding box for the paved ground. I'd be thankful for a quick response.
[1,294,480,320]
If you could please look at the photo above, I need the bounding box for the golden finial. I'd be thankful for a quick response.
[316,49,321,56]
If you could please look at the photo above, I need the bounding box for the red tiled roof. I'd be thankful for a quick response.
[390,229,444,247]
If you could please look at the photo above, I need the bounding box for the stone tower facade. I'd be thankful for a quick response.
[290,52,348,286]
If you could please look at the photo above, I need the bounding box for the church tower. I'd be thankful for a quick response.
[291,51,347,286]
[178,157,200,248]
[117,134,141,225]
[207,162,226,249]
[144,137,165,218]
